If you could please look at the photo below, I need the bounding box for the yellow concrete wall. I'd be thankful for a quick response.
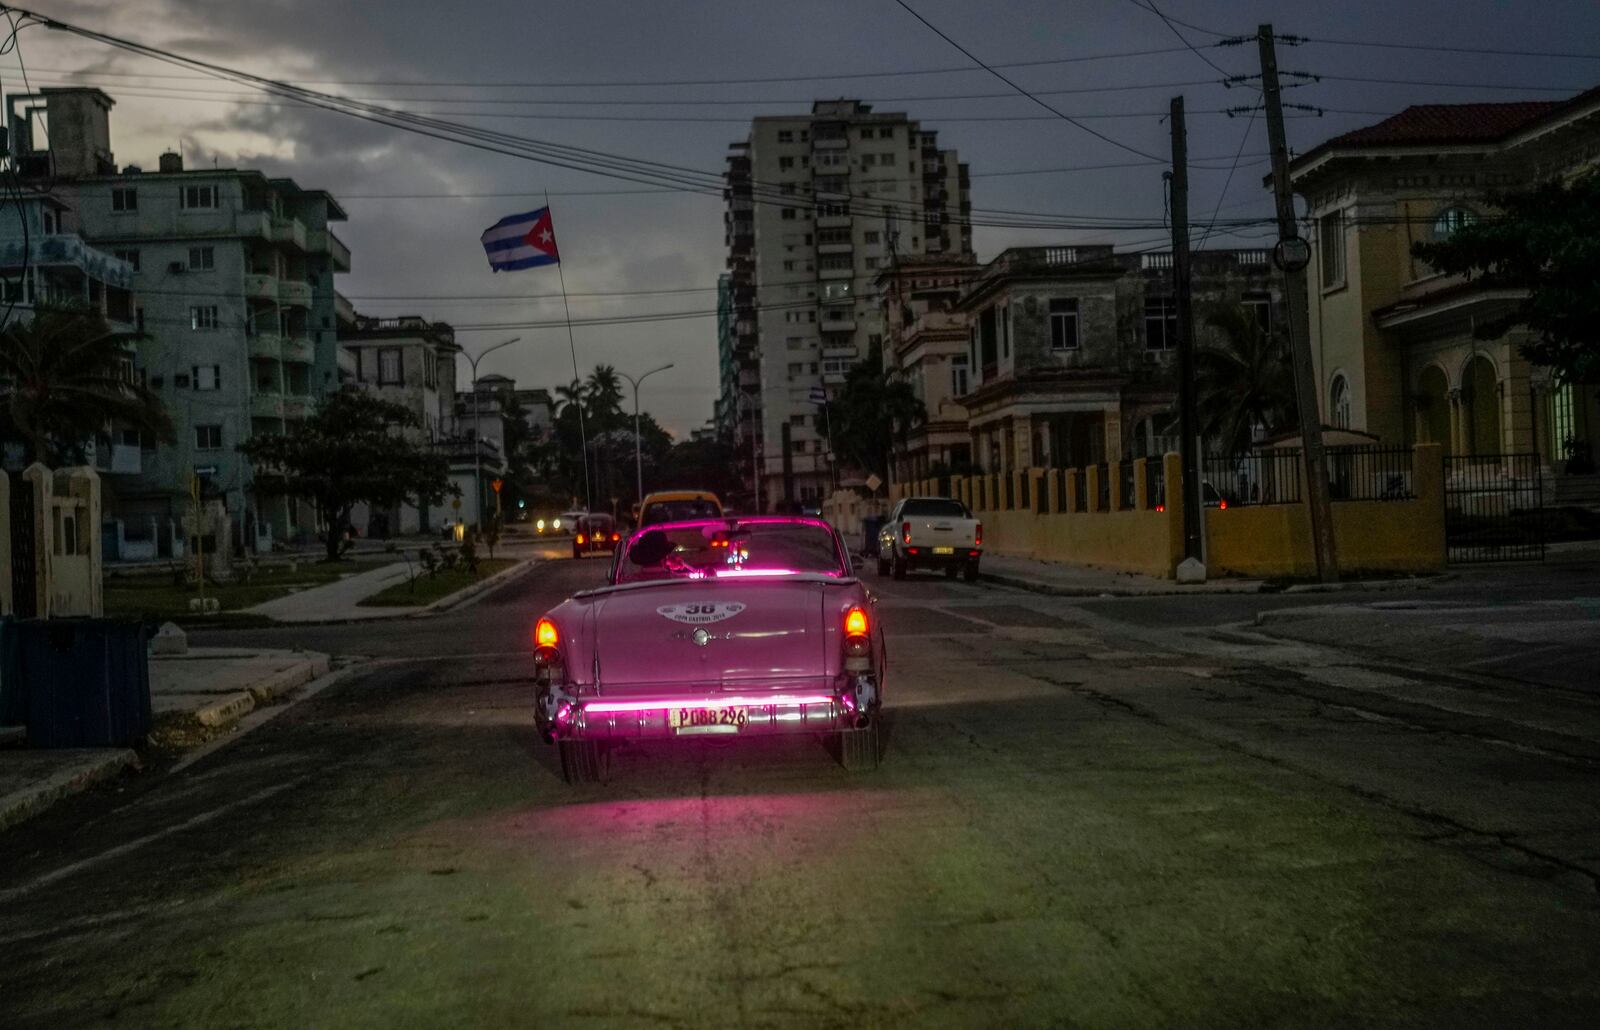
[1205,444,1446,577]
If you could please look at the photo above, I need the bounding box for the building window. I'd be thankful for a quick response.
[864,231,880,245]
[190,305,219,330]
[188,246,215,271]
[1329,374,1351,429]
[378,348,403,385]
[781,207,797,220]
[111,187,137,212]
[193,364,221,391]
[865,257,879,269]
[1434,206,1477,238]
[777,130,793,143]
[180,185,219,210]
[778,156,794,170]
[1049,299,1080,351]
[790,414,807,426]
[194,424,223,450]
[1319,210,1346,288]
[1243,291,1272,335]
[787,362,804,376]
[794,440,808,453]
[1000,304,1010,359]
[879,152,896,166]
[113,248,141,271]
[952,354,970,396]
[860,154,876,168]
[782,260,796,272]
[1144,298,1178,351]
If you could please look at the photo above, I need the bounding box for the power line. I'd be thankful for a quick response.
[1,45,1202,89]
[1294,36,1600,61]
[1122,0,1235,76]
[889,0,1167,162]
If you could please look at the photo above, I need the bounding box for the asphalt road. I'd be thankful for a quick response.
[2,553,1598,1027]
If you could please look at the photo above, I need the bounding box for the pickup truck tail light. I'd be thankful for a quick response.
[901,520,911,544]
[843,606,871,658]
[975,522,983,547]
[575,533,586,545]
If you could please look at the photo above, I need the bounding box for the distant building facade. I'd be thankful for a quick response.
[12,88,351,549]
[877,258,980,481]
[723,100,972,509]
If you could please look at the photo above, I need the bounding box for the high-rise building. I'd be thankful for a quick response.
[10,88,350,549]
[721,100,971,510]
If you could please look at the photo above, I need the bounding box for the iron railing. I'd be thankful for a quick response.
[1117,461,1136,510]
[1145,461,1165,510]
[1202,451,1303,506]
[1095,463,1111,512]
[1073,471,1087,513]
[1445,453,1545,563]
[1325,446,1415,501]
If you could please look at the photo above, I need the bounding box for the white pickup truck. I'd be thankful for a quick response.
[876,496,983,582]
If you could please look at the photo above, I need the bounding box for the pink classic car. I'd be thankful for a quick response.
[531,516,885,782]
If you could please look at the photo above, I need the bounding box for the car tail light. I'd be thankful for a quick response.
[901,520,911,544]
[974,522,983,547]
[1155,504,1165,512]
[535,617,559,649]
[576,533,586,545]
[611,533,620,542]
[1219,499,1228,510]
[844,606,870,658]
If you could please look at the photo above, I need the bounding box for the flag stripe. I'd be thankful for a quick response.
[485,207,547,233]
[481,222,536,247]
[489,252,560,271]
[483,234,538,254]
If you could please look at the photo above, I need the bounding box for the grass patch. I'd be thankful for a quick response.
[104,557,392,622]
[358,558,518,607]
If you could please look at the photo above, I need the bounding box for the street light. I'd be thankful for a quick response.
[619,363,674,504]
[463,336,521,531]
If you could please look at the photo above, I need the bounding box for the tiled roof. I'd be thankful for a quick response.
[1324,102,1561,148]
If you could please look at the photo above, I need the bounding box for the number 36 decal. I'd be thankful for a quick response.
[657,602,746,625]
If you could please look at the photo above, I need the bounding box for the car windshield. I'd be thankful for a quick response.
[901,499,969,518]
[616,521,844,582]
[640,498,721,525]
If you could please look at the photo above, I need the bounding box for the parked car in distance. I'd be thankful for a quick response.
[637,490,722,527]
[531,515,885,783]
[572,513,620,559]
[877,496,982,581]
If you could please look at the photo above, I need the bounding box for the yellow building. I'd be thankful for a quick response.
[1289,87,1600,496]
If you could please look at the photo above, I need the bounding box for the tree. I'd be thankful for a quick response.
[828,341,924,482]
[239,390,453,562]
[1193,304,1296,455]
[1412,171,1600,383]
[0,305,172,465]
[584,364,625,426]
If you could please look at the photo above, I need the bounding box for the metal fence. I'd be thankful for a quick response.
[1117,461,1136,510]
[1095,463,1110,512]
[1445,453,1545,563]
[1326,446,1415,501]
[1202,450,1303,506]
[1073,471,1087,513]
[1144,461,1165,510]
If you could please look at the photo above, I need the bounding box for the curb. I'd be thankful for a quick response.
[188,691,257,728]
[979,570,1268,598]
[416,556,540,615]
[156,651,332,731]
[0,749,140,833]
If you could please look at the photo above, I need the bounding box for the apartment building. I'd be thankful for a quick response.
[339,314,460,535]
[722,100,971,509]
[10,88,350,547]
[1289,88,1600,486]
[953,245,1281,473]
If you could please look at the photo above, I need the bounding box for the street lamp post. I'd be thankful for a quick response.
[464,336,521,531]
[620,363,674,504]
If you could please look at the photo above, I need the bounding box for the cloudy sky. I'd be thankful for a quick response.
[9,0,1598,435]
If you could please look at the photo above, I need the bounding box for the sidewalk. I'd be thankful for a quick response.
[0,647,330,832]
[979,554,1269,596]
[246,562,411,622]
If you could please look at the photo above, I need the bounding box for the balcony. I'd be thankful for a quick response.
[251,392,284,419]
[234,210,272,239]
[816,241,853,256]
[244,272,277,300]
[811,136,849,151]
[820,315,856,333]
[307,228,352,271]
[816,215,851,230]
[92,442,142,475]
[818,266,853,281]
[278,280,313,307]
[282,395,313,420]
[270,217,307,251]
[281,335,316,364]
[335,291,355,326]
[248,333,283,360]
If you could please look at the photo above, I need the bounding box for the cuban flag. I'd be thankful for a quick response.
[481,206,560,271]
[808,385,829,406]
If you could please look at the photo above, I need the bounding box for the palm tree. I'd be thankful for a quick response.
[1193,304,1296,455]
[554,379,585,418]
[584,364,624,425]
[0,305,172,465]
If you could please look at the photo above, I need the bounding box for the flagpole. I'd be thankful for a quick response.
[546,191,593,512]
[822,393,839,492]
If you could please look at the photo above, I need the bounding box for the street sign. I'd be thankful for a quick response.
[490,478,504,494]
[865,474,883,493]
[452,498,462,510]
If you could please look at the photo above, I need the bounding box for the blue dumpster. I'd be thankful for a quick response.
[2,619,151,748]
[862,516,886,558]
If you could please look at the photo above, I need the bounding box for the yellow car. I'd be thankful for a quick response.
[637,490,723,527]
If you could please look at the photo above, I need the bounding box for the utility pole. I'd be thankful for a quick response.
[1169,96,1204,575]
[620,363,673,505]
[1259,23,1340,583]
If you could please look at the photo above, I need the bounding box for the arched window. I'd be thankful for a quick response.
[1434,206,1477,238]
[1329,375,1352,429]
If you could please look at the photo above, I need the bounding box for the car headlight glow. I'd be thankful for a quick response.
[536,519,546,531]
[553,518,562,530]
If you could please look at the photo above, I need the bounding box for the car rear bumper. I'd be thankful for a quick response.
[571,695,849,739]
[903,547,980,567]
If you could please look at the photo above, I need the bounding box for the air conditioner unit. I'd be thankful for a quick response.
[168,261,186,273]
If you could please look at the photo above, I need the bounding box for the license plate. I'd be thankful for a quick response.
[670,706,748,734]
[933,546,956,555]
